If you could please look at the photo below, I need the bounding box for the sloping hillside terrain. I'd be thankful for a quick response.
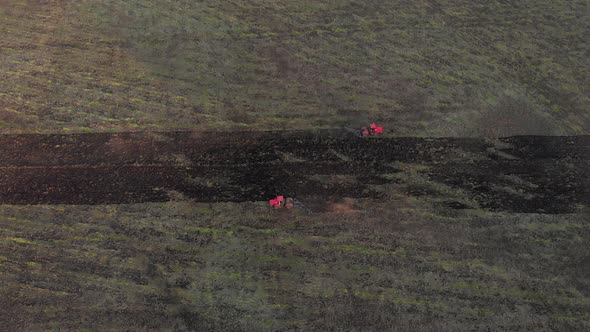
[1,0,589,134]
[1,0,589,330]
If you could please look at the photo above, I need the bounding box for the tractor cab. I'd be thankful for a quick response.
[363,123,383,136]
[269,195,285,208]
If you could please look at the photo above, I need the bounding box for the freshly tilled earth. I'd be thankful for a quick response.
[0,131,587,213]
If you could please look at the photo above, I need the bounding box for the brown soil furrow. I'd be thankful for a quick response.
[0,131,586,213]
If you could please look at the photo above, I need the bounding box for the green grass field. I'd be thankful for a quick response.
[1,0,589,135]
[1,200,588,330]
[1,162,589,330]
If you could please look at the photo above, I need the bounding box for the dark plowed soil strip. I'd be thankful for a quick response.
[427,158,590,213]
[0,130,492,166]
[0,131,587,213]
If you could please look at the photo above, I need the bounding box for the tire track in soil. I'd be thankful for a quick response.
[0,131,587,213]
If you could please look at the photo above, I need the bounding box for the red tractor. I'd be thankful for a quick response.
[352,123,383,137]
[363,123,384,136]
[269,195,294,208]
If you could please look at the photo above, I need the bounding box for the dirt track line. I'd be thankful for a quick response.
[0,164,168,170]
[0,160,382,169]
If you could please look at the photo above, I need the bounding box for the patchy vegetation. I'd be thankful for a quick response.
[1,0,588,329]
[1,0,589,134]
[1,187,589,330]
